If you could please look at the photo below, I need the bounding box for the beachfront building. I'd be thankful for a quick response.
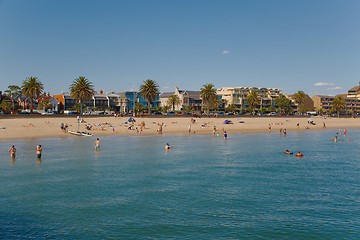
[312,85,360,114]
[54,91,160,114]
[159,87,202,112]
[54,92,127,113]
[347,85,360,98]
[108,92,128,114]
[216,87,284,110]
[312,95,334,113]
[124,91,160,113]
[288,93,314,112]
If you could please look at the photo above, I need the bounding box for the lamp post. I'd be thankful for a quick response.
[133,88,136,117]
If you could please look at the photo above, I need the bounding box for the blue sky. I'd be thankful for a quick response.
[0,0,359,96]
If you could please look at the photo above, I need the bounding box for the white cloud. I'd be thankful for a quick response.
[221,50,230,55]
[314,82,335,86]
[327,86,342,91]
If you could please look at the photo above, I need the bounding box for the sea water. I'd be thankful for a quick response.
[0,129,359,239]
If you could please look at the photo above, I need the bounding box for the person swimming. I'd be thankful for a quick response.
[295,151,304,157]
[284,149,293,154]
[165,143,172,150]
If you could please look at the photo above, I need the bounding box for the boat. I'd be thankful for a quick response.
[68,130,93,137]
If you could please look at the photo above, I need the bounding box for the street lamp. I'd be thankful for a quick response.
[133,88,136,117]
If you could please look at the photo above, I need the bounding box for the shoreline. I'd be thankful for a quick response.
[0,116,358,140]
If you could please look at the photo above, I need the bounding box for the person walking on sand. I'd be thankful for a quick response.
[157,123,164,134]
[36,145,42,159]
[94,138,100,151]
[8,145,16,159]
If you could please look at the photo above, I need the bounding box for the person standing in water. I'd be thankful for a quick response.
[8,145,16,159]
[95,138,100,151]
[223,130,228,139]
[36,145,42,159]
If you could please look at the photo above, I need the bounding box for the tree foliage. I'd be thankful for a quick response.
[200,83,217,114]
[246,91,260,113]
[331,96,346,117]
[167,94,181,111]
[21,76,44,112]
[4,85,21,112]
[69,76,95,115]
[139,79,159,115]
[293,91,307,113]
[275,95,291,113]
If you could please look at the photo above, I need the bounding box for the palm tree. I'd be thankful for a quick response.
[139,79,159,115]
[200,83,217,114]
[275,95,291,113]
[331,96,346,118]
[167,94,181,111]
[293,91,307,114]
[69,76,95,115]
[4,85,21,112]
[246,90,260,114]
[135,102,144,115]
[21,76,44,112]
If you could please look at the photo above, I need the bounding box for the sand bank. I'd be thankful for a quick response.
[0,115,358,140]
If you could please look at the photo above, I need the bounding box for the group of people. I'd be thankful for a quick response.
[283,149,304,157]
[7,145,42,160]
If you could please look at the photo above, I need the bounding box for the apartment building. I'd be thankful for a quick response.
[160,87,202,111]
[216,86,282,109]
[312,85,360,114]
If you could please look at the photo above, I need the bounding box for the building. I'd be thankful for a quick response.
[312,85,360,114]
[160,87,202,112]
[125,91,160,113]
[216,86,283,110]
[347,86,360,98]
[312,95,334,113]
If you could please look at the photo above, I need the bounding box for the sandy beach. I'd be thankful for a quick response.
[0,115,359,140]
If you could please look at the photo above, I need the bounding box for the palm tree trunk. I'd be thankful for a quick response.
[30,99,33,113]
[80,100,83,116]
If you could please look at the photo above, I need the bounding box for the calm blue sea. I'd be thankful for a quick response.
[0,129,359,239]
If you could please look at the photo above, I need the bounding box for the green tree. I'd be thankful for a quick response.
[139,79,160,115]
[293,91,307,113]
[4,85,21,112]
[69,76,95,115]
[135,102,144,115]
[21,76,44,113]
[183,105,193,113]
[167,94,181,111]
[246,91,260,114]
[275,95,291,113]
[331,96,346,118]
[200,83,217,114]
[225,104,238,113]
[0,101,12,113]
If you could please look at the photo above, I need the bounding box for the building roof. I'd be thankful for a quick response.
[348,86,360,92]
[186,91,201,100]
[313,95,334,98]
[160,90,201,100]
[93,95,108,100]
[159,92,175,98]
